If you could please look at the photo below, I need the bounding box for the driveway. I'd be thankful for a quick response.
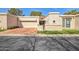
[0,28,37,34]
[0,36,79,51]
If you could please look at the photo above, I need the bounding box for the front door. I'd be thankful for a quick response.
[62,18,71,28]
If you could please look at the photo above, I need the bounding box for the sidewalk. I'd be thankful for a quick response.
[36,34,79,37]
[0,33,79,37]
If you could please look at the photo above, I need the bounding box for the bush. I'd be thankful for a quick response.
[0,28,6,32]
[0,29,6,32]
[8,26,19,29]
[62,29,79,34]
[38,31,63,34]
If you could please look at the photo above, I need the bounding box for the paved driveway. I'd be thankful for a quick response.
[0,28,37,34]
[0,36,79,51]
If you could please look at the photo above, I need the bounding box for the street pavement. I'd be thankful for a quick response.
[0,36,79,51]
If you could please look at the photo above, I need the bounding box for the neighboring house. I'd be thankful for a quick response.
[0,13,18,29]
[0,13,39,30]
[0,12,79,31]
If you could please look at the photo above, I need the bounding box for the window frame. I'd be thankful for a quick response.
[66,18,71,28]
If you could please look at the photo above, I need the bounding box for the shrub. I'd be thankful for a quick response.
[0,29,6,32]
[38,31,63,34]
[62,29,79,34]
[8,26,19,29]
[0,28,6,32]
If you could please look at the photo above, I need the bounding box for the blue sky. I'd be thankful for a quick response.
[0,8,79,16]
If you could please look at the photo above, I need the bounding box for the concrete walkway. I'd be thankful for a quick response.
[0,33,79,37]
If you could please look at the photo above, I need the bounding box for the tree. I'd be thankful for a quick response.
[30,11,42,16]
[64,10,79,15]
[8,8,23,16]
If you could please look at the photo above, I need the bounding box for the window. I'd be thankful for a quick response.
[62,18,71,28]
[66,19,71,28]
[53,20,55,23]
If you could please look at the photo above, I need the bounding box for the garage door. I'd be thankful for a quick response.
[21,21,37,28]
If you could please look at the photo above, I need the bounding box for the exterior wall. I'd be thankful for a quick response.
[7,14,18,29]
[38,25,43,31]
[74,16,79,30]
[21,21,37,28]
[0,14,7,29]
[45,25,62,31]
[18,16,39,29]
[44,12,62,31]
[70,17,75,29]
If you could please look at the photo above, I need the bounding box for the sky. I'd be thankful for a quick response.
[0,8,79,16]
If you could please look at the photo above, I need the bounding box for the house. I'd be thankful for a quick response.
[0,12,79,32]
[38,12,79,31]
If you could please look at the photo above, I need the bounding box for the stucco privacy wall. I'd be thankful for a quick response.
[44,12,62,31]
[7,14,18,29]
[18,16,39,28]
[74,15,79,29]
[0,13,7,29]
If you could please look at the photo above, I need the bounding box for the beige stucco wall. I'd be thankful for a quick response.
[38,25,44,31]
[18,16,39,28]
[7,14,18,29]
[74,16,79,30]
[44,12,62,31]
[70,17,75,29]
[0,14,7,29]
[21,21,37,28]
[45,25,62,31]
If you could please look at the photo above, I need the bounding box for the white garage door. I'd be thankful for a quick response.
[21,21,37,28]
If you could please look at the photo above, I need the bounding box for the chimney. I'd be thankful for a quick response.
[48,12,60,15]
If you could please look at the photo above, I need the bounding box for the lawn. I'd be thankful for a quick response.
[38,29,79,34]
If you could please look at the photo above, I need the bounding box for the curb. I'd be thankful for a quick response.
[36,34,79,37]
[0,34,79,37]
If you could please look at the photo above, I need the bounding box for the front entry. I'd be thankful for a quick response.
[39,21,45,30]
[62,18,71,28]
